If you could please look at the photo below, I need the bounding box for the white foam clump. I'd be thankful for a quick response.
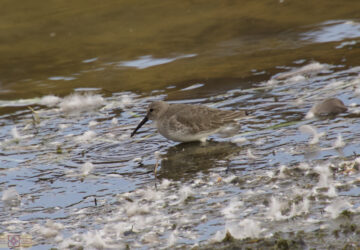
[39,95,61,107]
[160,179,171,189]
[223,175,237,183]
[111,117,118,125]
[275,62,328,80]
[222,198,244,219]
[88,120,98,127]
[212,230,227,242]
[167,230,178,247]
[213,219,262,242]
[289,198,310,217]
[267,197,287,220]
[81,162,94,176]
[81,231,112,249]
[178,186,194,203]
[75,130,96,142]
[247,149,259,160]
[349,102,358,107]
[118,134,130,141]
[305,110,315,119]
[141,188,162,201]
[59,94,104,113]
[332,133,345,148]
[297,162,310,170]
[278,165,287,178]
[1,187,21,203]
[324,199,352,219]
[125,201,150,216]
[32,220,64,238]
[313,164,337,197]
[299,125,325,144]
[286,75,306,83]
[119,94,133,109]
[11,126,22,140]
[132,157,142,163]
[314,164,332,188]
[230,136,247,144]
[59,124,69,130]
[228,219,262,239]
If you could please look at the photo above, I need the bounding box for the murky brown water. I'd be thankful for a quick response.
[1,1,360,249]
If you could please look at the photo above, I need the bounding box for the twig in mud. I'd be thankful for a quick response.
[28,106,40,124]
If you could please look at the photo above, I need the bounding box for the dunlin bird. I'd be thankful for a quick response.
[306,98,347,118]
[131,101,247,142]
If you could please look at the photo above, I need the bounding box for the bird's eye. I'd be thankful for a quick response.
[149,108,154,112]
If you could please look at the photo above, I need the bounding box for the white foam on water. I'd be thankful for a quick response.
[159,179,171,189]
[225,219,262,240]
[117,134,130,141]
[180,83,204,91]
[305,110,315,119]
[332,133,345,148]
[39,95,62,107]
[75,130,96,142]
[111,117,118,125]
[119,94,133,108]
[297,162,310,170]
[267,197,286,221]
[59,94,104,113]
[141,188,163,202]
[326,185,337,197]
[32,220,64,238]
[81,162,94,176]
[247,149,259,160]
[211,230,226,243]
[286,75,307,83]
[349,102,358,107]
[230,135,247,144]
[299,125,325,144]
[11,126,21,140]
[88,120,98,127]
[278,165,287,178]
[167,230,178,247]
[222,198,244,220]
[324,199,352,219]
[141,231,160,244]
[178,186,194,204]
[324,80,345,89]
[266,78,280,85]
[125,201,151,216]
[289,198,310,217]
[132,157,142,163]
[82,231,113,249]
[59,124,70,130]
[222,175,237,183]
[266,171,275,178]
[1,187,21,202]
[275,62,329,80]
[314,164,332,188]
[32,224,58,238]
[105,132,115,139]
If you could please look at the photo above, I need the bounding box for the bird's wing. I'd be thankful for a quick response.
[168,105,246,134]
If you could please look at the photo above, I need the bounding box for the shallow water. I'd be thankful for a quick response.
[1,1,360,249]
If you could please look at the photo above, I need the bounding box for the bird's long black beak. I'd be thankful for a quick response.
[130,116,149,137]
